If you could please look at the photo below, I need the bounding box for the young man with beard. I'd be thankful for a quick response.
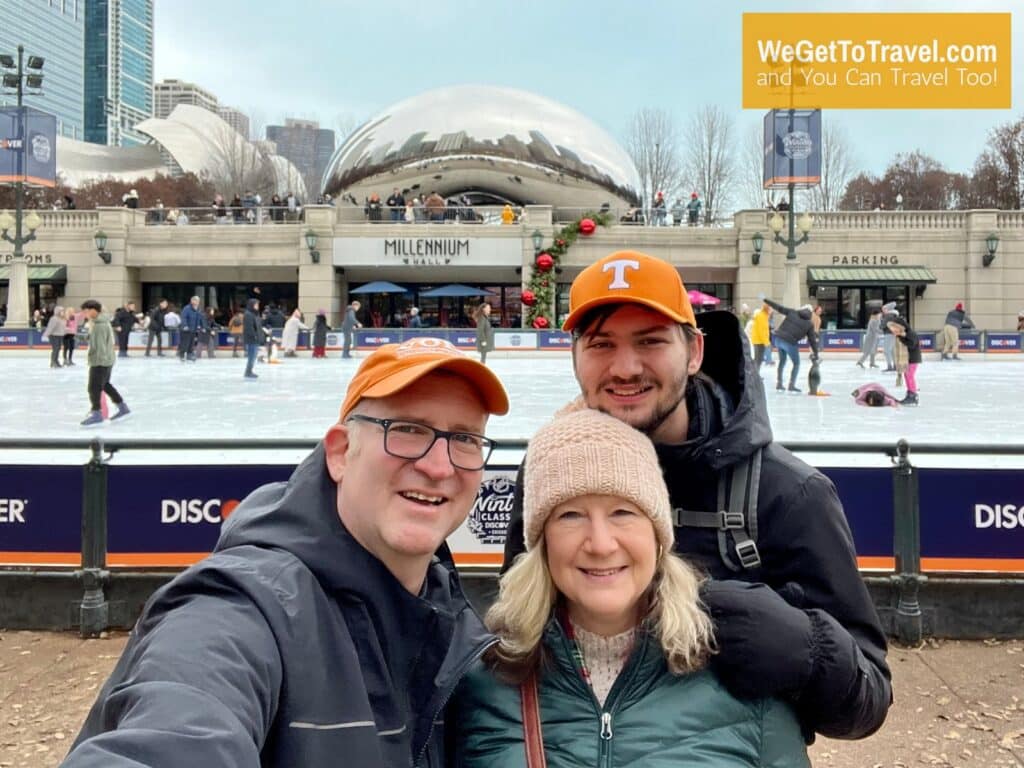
[63,338,509,767]
[502,251,891,743]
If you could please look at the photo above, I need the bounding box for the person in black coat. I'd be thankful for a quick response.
[311,310,330,359]
[887,315,921,405]
[112,302,137,358]
[763,298,814,392]
[242,298,265,379]
[503,251,891,743]
[145,299,167,357]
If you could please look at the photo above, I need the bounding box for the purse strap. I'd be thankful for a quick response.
[520,673,547,768]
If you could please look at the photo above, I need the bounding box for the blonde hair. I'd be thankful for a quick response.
[485,541,715,681]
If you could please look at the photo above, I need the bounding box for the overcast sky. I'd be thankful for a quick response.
[154,0,1024,179]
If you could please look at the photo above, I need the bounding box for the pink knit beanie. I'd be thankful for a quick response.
[522,409,673,551]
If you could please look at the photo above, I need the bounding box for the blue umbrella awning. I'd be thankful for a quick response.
[349,281,409,294]
[418,284,495,298]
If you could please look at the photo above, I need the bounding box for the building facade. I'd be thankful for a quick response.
[153,78,217,120]
[0,0,85,140]
[84,0,153,146]
[2,206,1021,343]
[266,118,333,199]
[217,106,249,139]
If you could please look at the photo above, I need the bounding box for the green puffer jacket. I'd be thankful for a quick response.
[87,314,116,367]
[452,619,809,768]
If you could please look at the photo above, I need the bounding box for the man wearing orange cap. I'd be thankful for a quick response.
[503,250,891,742]
[64,338,509,768]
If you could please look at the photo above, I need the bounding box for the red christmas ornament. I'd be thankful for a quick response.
[556,238,566,247]
[532,316,550,329]
[521,289,536,307]
[579,218,596,236]
[535,252,554,271]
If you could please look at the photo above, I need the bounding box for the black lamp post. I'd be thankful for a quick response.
[983,233,998,267]
[0,44,45,327]
[751,232,764,266]
[531,229,543,254]
[305,229,320,263]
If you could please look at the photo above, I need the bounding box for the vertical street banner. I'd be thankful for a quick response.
[0,106,57,187]
[763,109,822,188]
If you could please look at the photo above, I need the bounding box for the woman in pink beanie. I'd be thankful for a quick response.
[452,408,808,767]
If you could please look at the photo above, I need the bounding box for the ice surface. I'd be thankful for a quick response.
[2,352,1023,467]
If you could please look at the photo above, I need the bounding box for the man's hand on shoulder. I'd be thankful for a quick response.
[701,580,815,700]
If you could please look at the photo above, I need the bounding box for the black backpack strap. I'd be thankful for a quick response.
[672,448,763,572]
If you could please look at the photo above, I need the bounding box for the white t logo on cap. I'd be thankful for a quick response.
[603,259,641,290]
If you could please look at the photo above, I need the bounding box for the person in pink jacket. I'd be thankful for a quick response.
[851,382,900,407]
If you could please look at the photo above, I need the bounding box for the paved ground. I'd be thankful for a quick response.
[2,631,1021,767]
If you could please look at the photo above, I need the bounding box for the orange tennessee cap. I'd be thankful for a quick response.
[339,337,509,420]
[562,250,696,332]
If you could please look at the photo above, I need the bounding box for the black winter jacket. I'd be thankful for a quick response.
[242,300,264,345]
[147,306,165,333]
[502,311,891,741]
[889,317,922,364]
[64,444,493,767]
[764,299,814,345]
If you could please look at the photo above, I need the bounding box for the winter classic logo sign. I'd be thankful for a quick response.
[468,475,515,544]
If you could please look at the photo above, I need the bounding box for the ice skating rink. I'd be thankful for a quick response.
[2,353,1023,465]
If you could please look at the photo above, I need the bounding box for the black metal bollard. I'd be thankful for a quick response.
[891,438,925,644]
[78,438,110,637]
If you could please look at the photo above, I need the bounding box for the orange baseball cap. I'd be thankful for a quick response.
[562,250,696,332]
[340,337,509,420]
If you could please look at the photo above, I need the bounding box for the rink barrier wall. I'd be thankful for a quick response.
[0,438,1023,641]
[0,328,1022,354]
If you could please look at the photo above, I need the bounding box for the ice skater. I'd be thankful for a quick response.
[341,300,361,359]
[940,302,973,360]
[857,307,882,369]
[311,309,330,358]
[851,382,900,407]
[887,315,921,406]
[762,296,814,392]
[749,300,772,375]
[242,298,263,379]
[79,300,130,426]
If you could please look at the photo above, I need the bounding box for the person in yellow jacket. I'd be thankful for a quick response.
[750,300,772,374]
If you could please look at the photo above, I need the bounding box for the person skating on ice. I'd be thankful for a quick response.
[887,315,921,406]
[761,296,814,392]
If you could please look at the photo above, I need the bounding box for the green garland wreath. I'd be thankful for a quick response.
[524,210,612,329]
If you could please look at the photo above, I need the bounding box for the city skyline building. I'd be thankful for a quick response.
[84,0,154,146]
[266,118,334,197]
[217,105,249,139]
[154,77,217,119]
[0,0,85,140]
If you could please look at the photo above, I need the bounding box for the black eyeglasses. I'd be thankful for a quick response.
[346,415,496,471]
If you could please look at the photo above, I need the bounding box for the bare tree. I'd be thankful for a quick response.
[737,122,784,211]
[333,112,364,146]
[623,108,685,211]
[203,121,276,198]
[807,122,857,212]
[683,105,735,224]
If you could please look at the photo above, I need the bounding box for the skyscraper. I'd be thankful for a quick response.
[217,106,250,139]
[154,78,218,119]
[266,118,335,197]
[0,0,85,140]
[84,0,154,146]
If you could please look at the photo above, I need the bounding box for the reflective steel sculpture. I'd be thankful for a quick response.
[322,85,640,209]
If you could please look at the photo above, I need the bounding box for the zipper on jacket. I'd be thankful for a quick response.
[413,636,498,768]
[600,712,613,739]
